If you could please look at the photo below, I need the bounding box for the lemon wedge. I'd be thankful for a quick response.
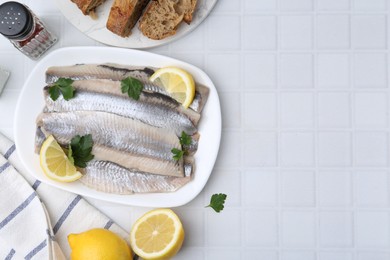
[39,135,82,182]
[130,209,185,260]
[150,67,195,108]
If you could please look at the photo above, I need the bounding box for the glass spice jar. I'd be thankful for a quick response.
[0,1,57,60]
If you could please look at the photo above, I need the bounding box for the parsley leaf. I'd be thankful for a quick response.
[69,134,94,168]
[179,131,192,146]
[171,148,184,161]
[121,77,143,100]
[48,78,75,101]
[206,193,227,213]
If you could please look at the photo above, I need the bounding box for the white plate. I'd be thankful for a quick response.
[55,0,218,49]
[14,47,221,207]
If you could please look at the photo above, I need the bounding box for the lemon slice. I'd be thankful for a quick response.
[150,67,195,108]
[39,135,82,182]
[130,209,185,260]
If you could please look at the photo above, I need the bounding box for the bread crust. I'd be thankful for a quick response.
[71,0,105,15]
[107,0,150,37]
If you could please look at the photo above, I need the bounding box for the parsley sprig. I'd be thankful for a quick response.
[68,134,94,168]
[48,78,75,101]
[206,193,227,213]
[171,148,184,161]
[121,77,143,100]
[171,132,192,161]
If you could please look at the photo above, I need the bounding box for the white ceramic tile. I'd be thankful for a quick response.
[206,209,241,246]
[318,171,351,207]
[317,54,350,89]
[357,252,390,260]
[355,211,390,247]
[175,247,204,260]
[354,92,388,127]
[281,170,315,207]
[318,93,350,127]
[354,170,389,207]
[212,0,240,12]
[169,53,204,71]
[316,15,350,49]
[317,0,350,11]
[318,132,351,166]
[281,132,314,166]
[280,54,313,88]
[280,0,313,11]
[244,53,276,88]
[319,251,353,260]
[243,251,278,260]
[282,251,317,260]
[279,15,313,50]
[206,16,240,50]
[244,170,278,206]
[353,132,388,167]
[219,92,241,128]
[319,211,353,247]
[206,249,240,260]
[244,132,277,166]
[0,92,19,129]
[354,0,387,10]
[282,211,316,247]
[244,0,277,12]
[353,53,387,88]
[245,210,278,246]
[214,131,241,168]
[352,15,387,49]
[170,26,204,51]
[281,92,314,127]
[243,16,276,50]
[0,53,24,91]
[203,169,241,207]
[174,209,204,247]
[244,93,277,128]
[206,53,240,90]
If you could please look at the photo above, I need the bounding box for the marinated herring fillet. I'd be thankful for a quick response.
[45,63,209,113]
[106,0,150,37]
[80,160,193,194]
[43,80,199,135]
[36,111,185,177]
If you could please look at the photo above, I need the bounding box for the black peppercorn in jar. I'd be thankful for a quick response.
[0,1,57,60]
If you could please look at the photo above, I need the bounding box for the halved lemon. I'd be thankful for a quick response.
[150,67,195,108]
[39,135,82,182]
[130,209,185,260]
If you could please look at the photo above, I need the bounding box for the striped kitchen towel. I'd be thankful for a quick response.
[0,132,129,259]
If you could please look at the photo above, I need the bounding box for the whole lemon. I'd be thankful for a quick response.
[68,228,132,260]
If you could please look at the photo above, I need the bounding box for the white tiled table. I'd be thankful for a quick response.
[1,0,390,259]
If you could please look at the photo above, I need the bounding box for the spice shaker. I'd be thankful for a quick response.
[0,1,57,60]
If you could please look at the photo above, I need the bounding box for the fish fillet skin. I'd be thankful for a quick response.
[80,160,192,194]
[43,80,200,135]
[36,111,184,177]
[45,63,210,113]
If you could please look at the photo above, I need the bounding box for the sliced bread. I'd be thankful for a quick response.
[176,0,197,24]
[71,0,106,16]
[106,0,150,37]
[139,0,184,40]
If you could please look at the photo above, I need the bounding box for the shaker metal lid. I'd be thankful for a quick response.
[0,1,33,40]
